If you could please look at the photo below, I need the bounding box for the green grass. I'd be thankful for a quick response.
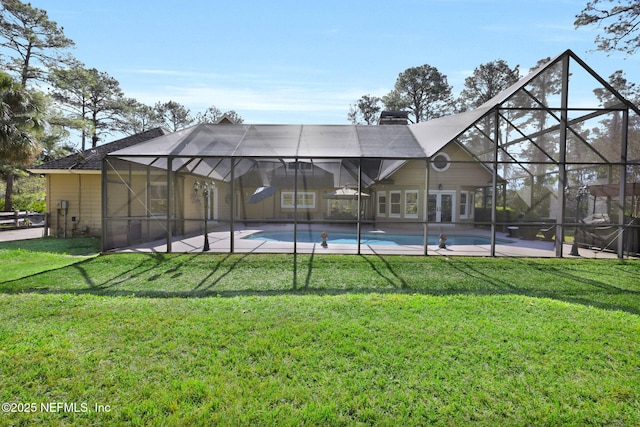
[0,237,100,282]
[1,238,639,426]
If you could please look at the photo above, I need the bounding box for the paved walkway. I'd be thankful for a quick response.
[0,227,46,242]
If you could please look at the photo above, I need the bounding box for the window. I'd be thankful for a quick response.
[389,191,401,217]
[149,182,167,215]
[377,192,387,216]
[460,192,467,218]
[286,162,312,172]
[281,191,316,208]
[405,190,419,218]
[459,191,473,219]
[431,152,451,172]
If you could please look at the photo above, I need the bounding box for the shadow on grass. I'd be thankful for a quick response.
[191,252,258,293]
[0,236,101,256]
[362,247,409,289]
[1,251,639,315]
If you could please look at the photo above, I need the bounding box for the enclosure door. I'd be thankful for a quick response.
[427,191,455,223]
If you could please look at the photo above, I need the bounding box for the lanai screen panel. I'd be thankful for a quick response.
[442,52,636,256]
[103,157,175,251]
[233,125,302,158]
[410,107,492,158]
[103,51,640,256]
[454,114,496,163]
[118,124,250,158]
[356,125,427,159]
[298,125,362,158]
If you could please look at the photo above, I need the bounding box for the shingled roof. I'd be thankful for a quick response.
[31,127,170,172]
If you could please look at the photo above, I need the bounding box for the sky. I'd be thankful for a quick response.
[25,0,640,125]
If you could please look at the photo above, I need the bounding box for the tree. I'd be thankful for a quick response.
[347,94,382,125]
[155,100,194,131]
[380,90,405,112]
[84,68,127,148]
[520,58,564,218]
[222,110,244,124]
[382,64,453,123]
[0,71,44,210]
[0,0,73,210]
[195,105,222,124]
[0,0,74,87]
[195,105,244,124]
[37,124,72,163]
[37,104,74,163]
[575,0,640,55]
[119,99,163,135]
[594,69,639,105]
[49,64,97,151]
[591,70,640,166]
[50,64,128,149]
[457,60,520,111]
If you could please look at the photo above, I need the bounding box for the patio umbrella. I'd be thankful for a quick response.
[248,186,278,204]
[323,188,370,199]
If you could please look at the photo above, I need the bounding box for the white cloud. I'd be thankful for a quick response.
[119,65,388,121]
[124,79,380,124]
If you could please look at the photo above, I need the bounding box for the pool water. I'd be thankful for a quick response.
[244,231,514,246]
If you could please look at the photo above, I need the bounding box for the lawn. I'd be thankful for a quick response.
[1,238,639,426]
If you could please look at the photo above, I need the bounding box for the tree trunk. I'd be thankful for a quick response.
[4,172,14,212]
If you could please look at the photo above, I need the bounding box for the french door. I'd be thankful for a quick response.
[427,191,455,223]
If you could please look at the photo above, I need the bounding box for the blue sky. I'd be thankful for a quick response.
[29,0,640,124]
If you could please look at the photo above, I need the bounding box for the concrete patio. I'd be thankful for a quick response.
[117,225,630,259]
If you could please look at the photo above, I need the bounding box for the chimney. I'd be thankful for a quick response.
[378,110,409,125]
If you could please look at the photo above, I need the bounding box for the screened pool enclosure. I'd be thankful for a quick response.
[103,51,640,257]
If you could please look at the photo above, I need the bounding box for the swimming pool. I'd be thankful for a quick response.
[243,231,514,246]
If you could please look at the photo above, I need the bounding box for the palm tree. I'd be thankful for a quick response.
[0,72,44,211]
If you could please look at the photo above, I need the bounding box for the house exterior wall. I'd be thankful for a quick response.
[47,173,102,237]
[225,147,493,225]
[428,145,490,191]
[235,187,324,221]
[371,146,493,224]
[182,174,202,234]
[46,144,493,240]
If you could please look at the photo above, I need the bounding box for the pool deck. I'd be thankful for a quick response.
[118,225,631,259]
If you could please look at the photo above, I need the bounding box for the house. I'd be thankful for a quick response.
[30,127,170,237]
[100,121,499,250]
[101,51,639,257]
[33,50,640,257]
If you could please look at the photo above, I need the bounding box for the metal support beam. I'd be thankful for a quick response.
[294,158,298,254]
[357,160,362,255]
[556,55,570,257]
[166,157,173,253]
[230,158,235,253]
[490,109,499,257]
[424,158,430,256]
[101,158,107,253]
[618,109,629,258]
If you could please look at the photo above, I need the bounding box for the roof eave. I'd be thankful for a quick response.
[27,168,101,175]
